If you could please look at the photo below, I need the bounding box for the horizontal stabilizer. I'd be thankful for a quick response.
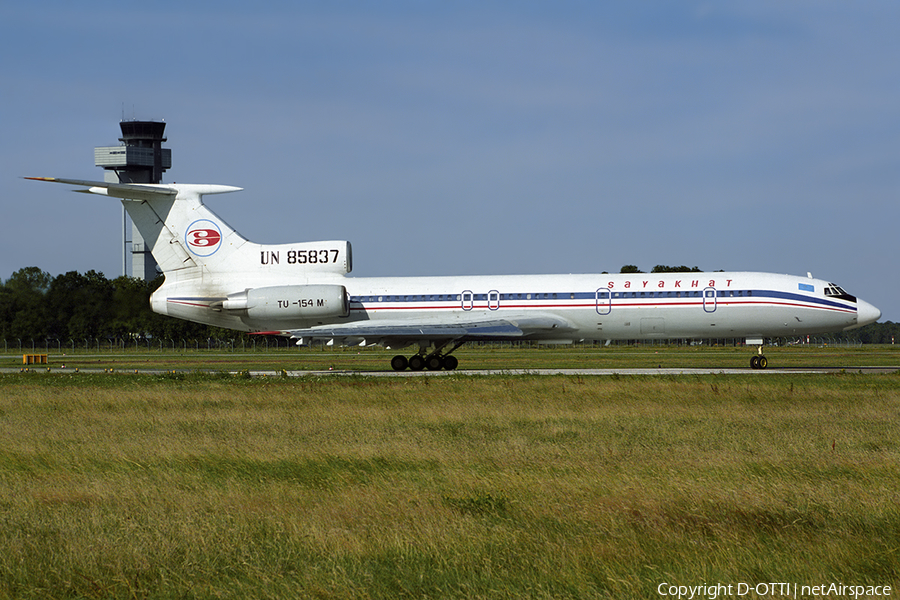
[25,177,241,201]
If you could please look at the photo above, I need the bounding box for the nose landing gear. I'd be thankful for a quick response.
[750,355,768,369]
[750,345,768,369]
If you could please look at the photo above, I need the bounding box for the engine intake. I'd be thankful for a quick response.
[223,285,349,320]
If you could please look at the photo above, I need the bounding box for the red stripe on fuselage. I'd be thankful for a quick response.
[348,300,854,314]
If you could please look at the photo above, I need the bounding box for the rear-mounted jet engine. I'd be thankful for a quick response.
[221,285,349,321]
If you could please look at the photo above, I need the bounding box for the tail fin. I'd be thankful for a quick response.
[26,177,351,281]
[119,183,247,276]
[30,177,351,332]
[27,178,244,276]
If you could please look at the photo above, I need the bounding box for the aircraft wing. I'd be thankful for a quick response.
[287,313,577,346]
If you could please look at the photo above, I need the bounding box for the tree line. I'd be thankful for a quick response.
[0,266,895,347]
[0,267,235,345]
[618,265,704,274]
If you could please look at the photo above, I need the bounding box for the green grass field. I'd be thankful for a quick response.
[1,349,898,598]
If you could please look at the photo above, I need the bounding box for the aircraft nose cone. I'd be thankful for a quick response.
[856,299,882,327]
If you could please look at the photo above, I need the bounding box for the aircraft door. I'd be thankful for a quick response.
[703,287,717,313]
[596,288,611,315]
[462,291,474,311]
[488,290,500,310]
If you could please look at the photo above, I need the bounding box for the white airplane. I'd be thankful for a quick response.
[28,177,881,370]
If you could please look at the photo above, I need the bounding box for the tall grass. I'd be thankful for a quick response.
[0,373,898,598]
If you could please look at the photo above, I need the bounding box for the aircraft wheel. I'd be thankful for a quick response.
[408,355,425,371]
[750,356,760,369]
[443,355,459,371]
[391,355,408,371]
[758,356,768,369]
[425,356,444,371]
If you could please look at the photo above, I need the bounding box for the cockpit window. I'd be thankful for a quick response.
[825,283,856,303]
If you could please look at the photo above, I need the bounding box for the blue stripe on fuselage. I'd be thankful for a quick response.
[348,289,855,312]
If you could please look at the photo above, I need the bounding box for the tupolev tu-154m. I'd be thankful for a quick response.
[28,177,881,370]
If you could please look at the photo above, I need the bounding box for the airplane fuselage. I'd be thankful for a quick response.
[155,270,874,342]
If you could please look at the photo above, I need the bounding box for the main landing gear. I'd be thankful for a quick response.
[391,354,459,371]
[750,346,768,370]
[391,341,463,371]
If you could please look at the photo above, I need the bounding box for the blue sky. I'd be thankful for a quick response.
[2,1,898,321]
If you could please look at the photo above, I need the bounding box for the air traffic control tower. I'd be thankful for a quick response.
[95,120,172,280]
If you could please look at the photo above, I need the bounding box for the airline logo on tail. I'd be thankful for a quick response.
[185,220,222,257]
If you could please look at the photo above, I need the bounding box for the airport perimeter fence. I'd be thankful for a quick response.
[0,335,867,355]
[2,336,297,355]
